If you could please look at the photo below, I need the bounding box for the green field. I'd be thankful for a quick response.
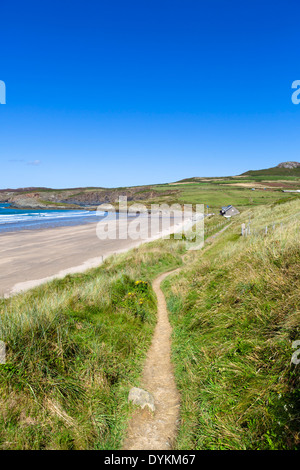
[149,165,300,211]
[152,182,299,211]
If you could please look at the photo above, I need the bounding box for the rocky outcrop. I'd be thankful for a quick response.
[0,193,11,202]
[277,161,300,169]
[8,192,80,210]
[61,189,164,205]
[6,187,178,210]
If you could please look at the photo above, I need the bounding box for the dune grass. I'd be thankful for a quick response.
[0,239,185,450]
[163,199,300,449]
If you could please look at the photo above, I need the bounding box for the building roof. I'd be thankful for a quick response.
[220,205,240,216]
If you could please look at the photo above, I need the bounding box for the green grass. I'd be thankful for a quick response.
[153,182,295,211]
[0,239,185,450]
[163,199,300,449]
[203,214,232,239]
[39,200,79,208]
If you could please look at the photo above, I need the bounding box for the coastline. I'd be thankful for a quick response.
[1,214,190,298]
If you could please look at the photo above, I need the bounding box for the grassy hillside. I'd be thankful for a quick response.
[242,166,300,178]
[0,239,185,450]
[154,181,298,211]
[163,198,300,449]
[4,164,300,213]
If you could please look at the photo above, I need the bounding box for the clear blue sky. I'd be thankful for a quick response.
[0,0,299,189]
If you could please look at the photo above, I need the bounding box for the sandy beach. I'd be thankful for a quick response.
[0,215,186,297]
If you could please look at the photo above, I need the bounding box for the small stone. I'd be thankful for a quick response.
[128,387,155,412]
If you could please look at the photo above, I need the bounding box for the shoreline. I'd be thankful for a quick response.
[5,243,140,298]
[0,209,152,235]
[1,214,194,298]
[5,233,166,298]
[0,215,104,236]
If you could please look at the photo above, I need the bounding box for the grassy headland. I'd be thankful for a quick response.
[163,198,300,449]
[2,163,300,212]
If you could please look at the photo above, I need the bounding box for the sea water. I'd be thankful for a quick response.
[0,203,110,233]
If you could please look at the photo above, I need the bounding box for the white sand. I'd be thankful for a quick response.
[1,214,194,297]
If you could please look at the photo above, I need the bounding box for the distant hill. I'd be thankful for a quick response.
[241,162,300,177]
[0,187,52,193]
[174,162,300,183]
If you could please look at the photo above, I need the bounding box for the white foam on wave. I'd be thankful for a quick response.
[0,207,106,226]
